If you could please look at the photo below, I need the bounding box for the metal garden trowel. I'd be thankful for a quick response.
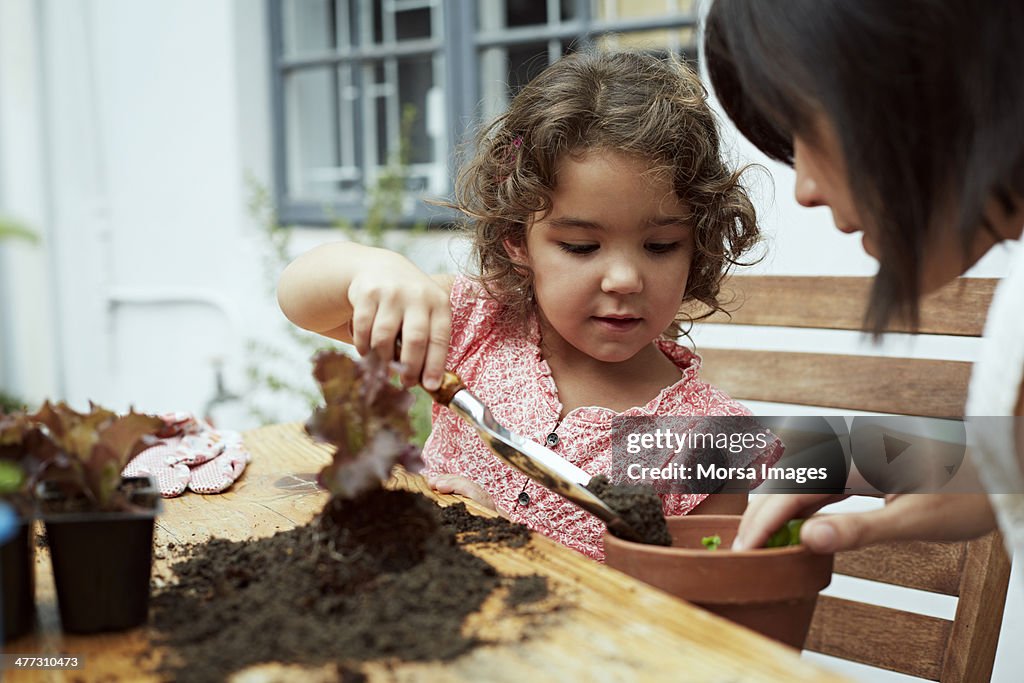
[338,343,642,541]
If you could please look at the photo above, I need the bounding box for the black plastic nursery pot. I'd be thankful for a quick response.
[40,478,159,634]
[1,518,35,642]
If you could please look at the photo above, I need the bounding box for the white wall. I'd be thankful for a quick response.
[0,0,281,421]
[0,0,58,405]
[0,0,468,427]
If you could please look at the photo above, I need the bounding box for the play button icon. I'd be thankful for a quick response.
[850,416,967,493]
[882,434,912,463]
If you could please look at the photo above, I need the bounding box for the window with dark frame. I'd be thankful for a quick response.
[268,0,700,227]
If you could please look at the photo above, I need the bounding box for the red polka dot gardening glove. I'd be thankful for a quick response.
[122,412,251,497]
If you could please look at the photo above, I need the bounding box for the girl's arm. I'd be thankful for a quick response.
[276,241,454,390]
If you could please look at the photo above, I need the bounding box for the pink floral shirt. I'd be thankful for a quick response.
[422,276,782,561]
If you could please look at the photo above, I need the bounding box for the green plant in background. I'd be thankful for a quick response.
[0,411,37,516]
[327,104,427,245]
[0,217,39,244]
[244,104,434,444]
[0,391,28,414]
[0,217,39,414]
[243,179,334,425]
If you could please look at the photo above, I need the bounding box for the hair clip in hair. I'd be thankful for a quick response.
[495,135,524,184]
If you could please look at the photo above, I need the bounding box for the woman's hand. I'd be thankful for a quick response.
[347,258,451,391]
[733,492,997,552]
[426,473,499,513]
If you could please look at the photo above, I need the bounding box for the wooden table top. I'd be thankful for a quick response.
[7,422,852,682]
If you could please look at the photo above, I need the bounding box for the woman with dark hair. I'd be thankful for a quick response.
[704,0,1024,559]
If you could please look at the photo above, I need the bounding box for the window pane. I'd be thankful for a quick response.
[478,43,549,119]
[507,44,551,94]
[272,0,447,217]
[335,64,361,200]
[396,7,431,40]
[508,0,547,27]
[369,55,437,167]
[397,56,435,164]
[284,68,341,201]
[337,0,358,49]
[594,28,697,64]
[282,0,334,56]
[363,60,390,167]
[375,95,389,163]
[372,0,384,43]
[592,0,698,20]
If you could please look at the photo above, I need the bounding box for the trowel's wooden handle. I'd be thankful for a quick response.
[425,371,465,406]
[391,337,464,405]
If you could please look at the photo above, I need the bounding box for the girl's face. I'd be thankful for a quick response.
[508,149,694,365]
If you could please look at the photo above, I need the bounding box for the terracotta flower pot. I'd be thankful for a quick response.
[603,514,833,649]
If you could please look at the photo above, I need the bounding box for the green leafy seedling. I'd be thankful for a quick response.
[0,461,23,495]
[764,519,805,548]
[701,534,722,551]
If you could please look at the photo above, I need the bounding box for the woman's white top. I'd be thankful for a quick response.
[966,237,1024,560]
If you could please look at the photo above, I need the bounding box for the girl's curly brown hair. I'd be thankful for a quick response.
[451,49,762,337]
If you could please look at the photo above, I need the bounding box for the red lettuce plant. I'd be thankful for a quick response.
[305,350,423,499]
[30,401,163,512]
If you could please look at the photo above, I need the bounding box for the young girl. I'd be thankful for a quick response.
[278,50,781,561]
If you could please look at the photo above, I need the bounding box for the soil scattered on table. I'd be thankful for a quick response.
[151,490,550,682]
[505,574,550,607]
[586,474,672,546]
[439,504,532,547]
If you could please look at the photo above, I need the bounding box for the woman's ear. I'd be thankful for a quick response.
[503,237,529,265]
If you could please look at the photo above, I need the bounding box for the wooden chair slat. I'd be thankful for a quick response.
[692,274,1011,681]
[805,595,952,681]
[692,276,996,336]
[942,531,1012,683]
[833,541,966,596]
[697,349,971,417]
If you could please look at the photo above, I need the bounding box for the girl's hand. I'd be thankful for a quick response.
[426,473,499,512]
[347,257,451,391]
[277,242,453,390]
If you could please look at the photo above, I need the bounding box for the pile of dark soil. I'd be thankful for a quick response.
[151,490,549,682]
[586,474,672,546]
